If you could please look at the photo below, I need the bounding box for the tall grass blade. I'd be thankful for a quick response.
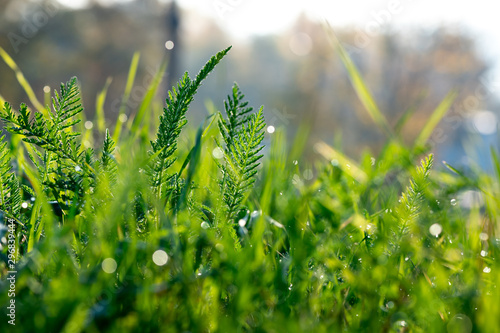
[325,27,393,138]
[0,46,45,115]
[113,52,140,142]
[129,57,168,136]
[314,141,368,184]
[414,91,457,148]
[95,77,112,135]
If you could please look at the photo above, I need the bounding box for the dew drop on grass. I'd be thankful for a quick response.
[212,147,224,159]
[251,211,260,218]
[429,223,442,237]
[483,267,491,273]
[480,250,487,257]
[21,202,28,209]
[267,125,275,134]
[75,165,82,172]
[447,314,472,333]
[238,219,246,227]
[450,198,457,206]
[102,258,117,274]
[152,250,169,266]
[288,284,293,290]
[201,221,210,229]
[292,160,298,165]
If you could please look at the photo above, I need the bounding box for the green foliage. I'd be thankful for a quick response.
[0,135,21,218]
[217,84,266,221]
[150,46,231,203]
[0,46,499,333]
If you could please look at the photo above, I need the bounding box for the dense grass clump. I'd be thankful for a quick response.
[0,44,499,333]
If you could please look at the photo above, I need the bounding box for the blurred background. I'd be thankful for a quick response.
[0,0,499,169]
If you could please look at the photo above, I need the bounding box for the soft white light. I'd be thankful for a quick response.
[165,40,175,50]
[84,121,93,130]
[21,202,28,209]
[102,258,117,274]
[267,125,275,134]
[212,147,224,159]
[429,223,442,237]
[152,250,169,266]
[118,114,128,123]
[289,32,313,56]
[473,110,497,135]
[238,219,246,227]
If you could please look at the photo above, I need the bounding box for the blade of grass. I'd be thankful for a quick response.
[490,146,500,182]
[129,57,168,137]
[113,52,140,142]
[0,46,45,115]
[27,198,41,253]
[314,141,368,184]
[95,77,113,135]
[325,26,393,138]
[414,91,457,148]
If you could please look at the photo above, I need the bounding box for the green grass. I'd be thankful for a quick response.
[0,43,499,333]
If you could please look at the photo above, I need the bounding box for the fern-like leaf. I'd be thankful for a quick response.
[150,46,231,200]
[0,134,22,218]
[217,84,266,221]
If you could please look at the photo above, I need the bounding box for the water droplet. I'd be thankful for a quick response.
[21,202,28,209]
[330,159,339,166]
[267,125,275,134]
[238,219,246,227]
[480,250,487,257]
[43,85,50,93]
[102,258,117,274]
[292,160,298,165]
[450,198,457,206]
[251,211,260,218]
[386,301,394,309]
[152,250,169,266]
[201,221,210,229]
[84,121,93,130]
[371,157,376,166]
[288,284,293,290]
[483,267,491,273]
[429,223,442,237]
[405,257,409,261]
[279,192,283,196]
[212,147,224,159]
[75,165,82,172]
